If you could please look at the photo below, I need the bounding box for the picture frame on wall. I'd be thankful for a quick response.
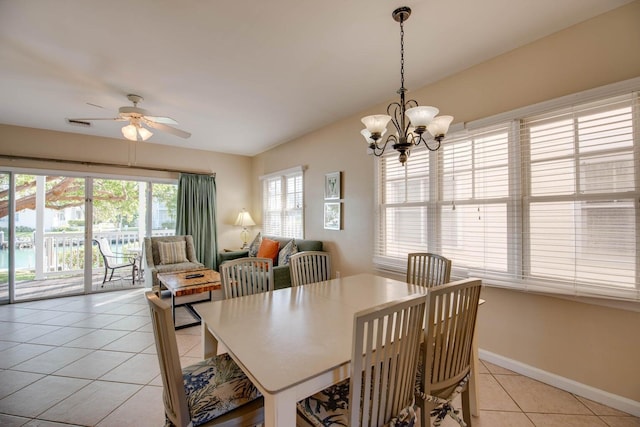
[324,171,341,200]
[324,202,341,230]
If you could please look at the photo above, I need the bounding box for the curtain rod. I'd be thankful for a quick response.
[0,154,216,177]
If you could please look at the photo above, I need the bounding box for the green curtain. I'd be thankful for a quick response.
[176,173,218,270]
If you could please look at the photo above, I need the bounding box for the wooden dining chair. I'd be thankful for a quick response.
[289,251,331,287]
[416,278,482,427]
[145,291,264,427]
[406,252,452,288]
[220,257,273,299]
[297,293,427,427]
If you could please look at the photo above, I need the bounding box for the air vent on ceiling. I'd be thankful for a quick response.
[66,118,92,127]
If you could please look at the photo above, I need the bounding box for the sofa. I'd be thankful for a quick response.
[144,235,205,291]
[218,235,324,290]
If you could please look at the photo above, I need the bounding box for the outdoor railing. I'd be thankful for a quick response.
[17,229,175,279]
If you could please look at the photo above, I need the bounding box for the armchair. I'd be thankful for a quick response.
[144,235,204,291]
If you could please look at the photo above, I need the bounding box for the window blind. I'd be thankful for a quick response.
[261,167,304,238]
[374,88,640,302]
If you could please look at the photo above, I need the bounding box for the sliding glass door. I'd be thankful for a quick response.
[0,170,177,304]
[0,173,9,303]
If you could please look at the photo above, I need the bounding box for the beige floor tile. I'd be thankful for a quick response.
[24,420,84,427]
[27,326,94,346]
[38,380,141,426]
[527,413,608,426]
[0,340,19,351]
[0,343,54,369]
[576,396,633,417]
[476,359,490,374]
[99,353,159,384]
[12,346,93,374]
[102,315,150,331]
[42,311,93,327]
[495,375,591,414]
[96,385,165,427]
[0,375,90,417]
[175,332,200,356]
[62,328,129,350]
[478,373,520,412]
[0,324,61,343]
[0,370,44,399]
[600,416,640,427]
[69,313,125,329]
[481,360,518,375]
[0,412,31,427]
[103,304,149,316]
[54,349,133,379]
[472,411,536,427]
[102,331,155,352]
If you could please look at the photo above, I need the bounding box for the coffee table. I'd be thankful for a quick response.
[157,269,221,329]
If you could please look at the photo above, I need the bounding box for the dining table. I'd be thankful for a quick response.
[195,273,482,427]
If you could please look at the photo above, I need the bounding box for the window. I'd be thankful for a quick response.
[375,83,640,302]
[261,166,304,238]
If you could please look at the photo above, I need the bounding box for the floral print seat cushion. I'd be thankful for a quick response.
[180,353,262,427]
[296,378,416,427]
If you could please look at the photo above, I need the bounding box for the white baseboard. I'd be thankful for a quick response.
[479,349,640,417]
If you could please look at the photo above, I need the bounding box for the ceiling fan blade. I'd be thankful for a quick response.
[144,119,191,139]
[67,117,124,121]
[144,115,179,125]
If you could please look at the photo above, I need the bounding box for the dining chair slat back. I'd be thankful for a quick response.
[297,293,426,426]
[145,291,264,427]
[406,252,452,288]
[220,257,273,299]
[289,251,331,287]
[418,278,482,427]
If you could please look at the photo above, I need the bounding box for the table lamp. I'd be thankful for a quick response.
[234,209,256,249]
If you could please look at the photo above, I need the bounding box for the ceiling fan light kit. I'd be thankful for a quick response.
[67,94,191,142]
[360,6,453,165]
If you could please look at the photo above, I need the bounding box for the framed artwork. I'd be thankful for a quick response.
[324,202,341,230]
[324,171,341,200]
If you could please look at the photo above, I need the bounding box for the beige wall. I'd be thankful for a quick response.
[0,124,253,254]
[252,1,640,405]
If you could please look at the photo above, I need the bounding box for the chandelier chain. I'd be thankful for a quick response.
[400,18,405,91]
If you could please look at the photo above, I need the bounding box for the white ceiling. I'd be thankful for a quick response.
[0,0,632,156]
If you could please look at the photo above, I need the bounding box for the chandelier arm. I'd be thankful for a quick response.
[387,102,405,137]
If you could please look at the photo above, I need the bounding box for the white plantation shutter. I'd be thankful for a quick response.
[522,94,638,299]
[261,167,304,238]
[374,83,640,301]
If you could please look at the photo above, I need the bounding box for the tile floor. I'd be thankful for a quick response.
[0,288,638,427]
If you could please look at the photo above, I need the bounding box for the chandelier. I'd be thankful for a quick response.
[360,6,453,165]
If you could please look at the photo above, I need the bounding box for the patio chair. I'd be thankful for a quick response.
[220,257,273,299]
[297,293,427,426]
[93,238,137,286]
[289,251,331,286]
[406,252,452,288]
[145,291,264,426]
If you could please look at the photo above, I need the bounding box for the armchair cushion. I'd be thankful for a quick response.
[157,241,189,265]
[144,235,205,291]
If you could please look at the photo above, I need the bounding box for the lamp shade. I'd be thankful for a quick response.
[235,210,256,227]
[361,114,392,134]
[138,126,153,141]
[121,124,138,141]
[405,106,439,127]
[427,115,454,137]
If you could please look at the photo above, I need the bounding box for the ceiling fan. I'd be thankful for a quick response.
[67,94,191,141]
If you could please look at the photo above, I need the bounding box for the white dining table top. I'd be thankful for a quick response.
[194,273,429,394]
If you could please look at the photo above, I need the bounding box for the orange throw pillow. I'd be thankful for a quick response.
[256,238,280,265]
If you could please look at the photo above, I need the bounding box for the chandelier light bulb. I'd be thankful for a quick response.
[427,115,454,139]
